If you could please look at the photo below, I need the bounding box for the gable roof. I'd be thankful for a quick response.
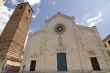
[45,12,75,22]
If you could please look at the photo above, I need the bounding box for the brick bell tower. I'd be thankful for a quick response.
[0,2,32,72]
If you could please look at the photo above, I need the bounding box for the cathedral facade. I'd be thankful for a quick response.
[20,12,110,73]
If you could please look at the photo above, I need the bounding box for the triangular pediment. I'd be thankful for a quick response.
[46,12,74,22]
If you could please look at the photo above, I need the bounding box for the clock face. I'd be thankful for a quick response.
[55,24,65,34]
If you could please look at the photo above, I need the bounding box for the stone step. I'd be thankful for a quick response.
[20,70,110,73]
[19,70,110,73]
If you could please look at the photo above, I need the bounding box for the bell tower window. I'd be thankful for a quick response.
[20,6,23,9]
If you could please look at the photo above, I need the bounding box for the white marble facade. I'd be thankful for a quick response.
[19,12,110,73]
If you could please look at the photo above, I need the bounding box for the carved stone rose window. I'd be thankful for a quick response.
[55,24,65,34]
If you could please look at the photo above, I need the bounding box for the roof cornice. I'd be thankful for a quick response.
[45,12,75,22]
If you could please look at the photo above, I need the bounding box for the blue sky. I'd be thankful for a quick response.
[0,0,110,39]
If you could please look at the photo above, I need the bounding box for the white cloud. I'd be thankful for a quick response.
[87,11,102,27]
[32,9,40,18]
[32,5,40,18]
[88,19,101,27]
[52,1,56,5]
[32,14,37,18]
[24,0,41,18]
[11,0,18,5]
[24,0,41,5]
[0,4,14,34]
[32,10,39,18]
[87,12,102,23]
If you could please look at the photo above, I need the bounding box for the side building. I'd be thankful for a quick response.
[0,2,32,73]
[103,34,110,56]
[20,12,110,73]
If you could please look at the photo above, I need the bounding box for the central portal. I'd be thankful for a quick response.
[57,53,67,71]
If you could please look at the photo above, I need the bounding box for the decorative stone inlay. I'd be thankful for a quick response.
[57,36,65,50]
[89,50,96,55]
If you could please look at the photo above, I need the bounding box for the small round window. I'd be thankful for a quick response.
[55,24,65,34]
